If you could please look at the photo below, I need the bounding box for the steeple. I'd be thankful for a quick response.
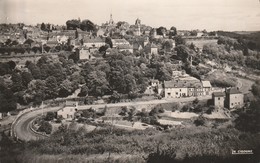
[109,14,114,25]
[135,18,141,36]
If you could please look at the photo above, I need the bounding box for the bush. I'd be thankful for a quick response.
[38,121,52,134]
[45,112,56,121]
[180,104,191,112]
[194,115,205,126]
[56,115,63,123]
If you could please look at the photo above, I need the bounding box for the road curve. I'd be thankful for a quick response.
[13,96,212,142]
[14,106,61,141]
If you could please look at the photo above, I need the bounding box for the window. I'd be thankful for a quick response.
[231,103,233,106]
[180,89,182,92]
[176,92,178,95]
[218,97,220,100]
[168,93,171,96]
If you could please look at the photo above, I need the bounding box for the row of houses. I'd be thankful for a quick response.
[75,37,159,60]
[150,71,244,110]
[163,80,212,98]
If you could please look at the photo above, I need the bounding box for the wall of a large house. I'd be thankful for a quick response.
[214,96,225,108]
[228,94,244,109]
[165,87,188,98]
[57,107,76,119]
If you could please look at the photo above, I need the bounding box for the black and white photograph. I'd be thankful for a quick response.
[0,0,260,162]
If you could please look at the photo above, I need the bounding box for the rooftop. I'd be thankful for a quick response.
[226,87,242,94]
[201,81,212,88]
[164,80,202,88]
[213,92,225,97]
[117,44,133,49]
[83,37,105,43]
[112,39,129,44]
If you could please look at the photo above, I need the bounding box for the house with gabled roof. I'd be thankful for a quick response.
[202,80,212,95]
[83,37,105,48]
[164,80,188,98]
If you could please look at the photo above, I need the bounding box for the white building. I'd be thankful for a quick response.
[201,80,212,95]
[57,101,78,119]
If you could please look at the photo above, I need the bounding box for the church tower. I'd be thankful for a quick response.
[135,18,141,36]
[109,14,114,25]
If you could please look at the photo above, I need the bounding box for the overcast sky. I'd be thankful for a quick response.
[1,0,260,31]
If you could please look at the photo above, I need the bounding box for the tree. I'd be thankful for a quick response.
[66,19,80,30]
[7,61,16,70]
[11,72,25,92]
[105,37,113,48]
[190,30,197,36]
[21,71,33,87]
[162,40,173,52]
[80,19,95,31]
[40,22,46,31]
[235,99,260,133]
[78,85,88,97]
[59,79,75,97]
[110,91,121,103]
[85,70,109,96]
[194,115,205,126]
[0,85,17,113]
[26,79,46,105]
[169,26,177,38]
[175,35,186,45]
[45,112,55,121]
[0,62,12,75]
[175,45,190,61]
[45,76,59,99]
[251,81,260,98]
[23,39,34,47]
[27,62,41,79]
[156,26,167,36]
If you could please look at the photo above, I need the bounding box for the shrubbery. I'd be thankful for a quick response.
[37,121,52,134]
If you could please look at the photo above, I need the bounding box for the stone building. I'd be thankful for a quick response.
[226,88,244,109]
[212,92,225,109]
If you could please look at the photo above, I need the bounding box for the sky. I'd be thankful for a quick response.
[0,0,260,31]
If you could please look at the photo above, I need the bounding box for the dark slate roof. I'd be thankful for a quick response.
[164,80,202,88]
[117,44,133,49]
[83,37,105,43]
[213,92,225,97]
[46,40,59,45]
[226,87,242,94]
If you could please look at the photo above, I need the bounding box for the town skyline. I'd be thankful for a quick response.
[1,0,260,31]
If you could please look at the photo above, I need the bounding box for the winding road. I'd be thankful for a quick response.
[13,96,212,141]
[12,77,254,142]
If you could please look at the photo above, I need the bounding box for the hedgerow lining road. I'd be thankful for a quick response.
[13,96,212,142]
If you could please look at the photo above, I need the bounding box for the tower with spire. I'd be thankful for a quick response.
[135,18,141,36]
[109,14,114,25]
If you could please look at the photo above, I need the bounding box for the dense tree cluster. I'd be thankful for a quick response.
[235,80,260,133]
[66,19,95,31]
[0,56,83,112]
[202,36,260,70]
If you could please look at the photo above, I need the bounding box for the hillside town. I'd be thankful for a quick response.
[0,3,260,163]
